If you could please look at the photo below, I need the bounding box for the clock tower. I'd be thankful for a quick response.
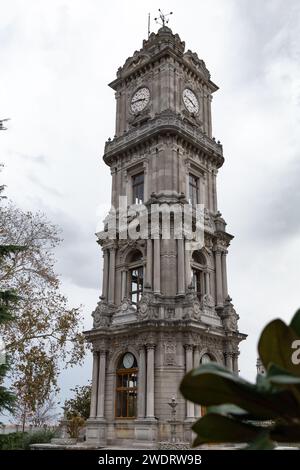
[85,25,246,447]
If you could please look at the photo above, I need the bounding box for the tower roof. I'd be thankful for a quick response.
[109,27,218,92]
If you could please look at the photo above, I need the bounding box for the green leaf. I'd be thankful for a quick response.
[290,309,300,337]
[191,414,264,446]
[269,375,300,385]
[266,364,300,384]
[180,364,300,419]
[206,404,248,416]
[258,319,300,377]
[265,364,300,403]
[271,424,300,443]
[245,432,275,450]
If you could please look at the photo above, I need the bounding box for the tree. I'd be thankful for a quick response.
[0,202,85,420]
[10,393,59,430]
[180,309,300,449]
[0,168,25,418]
[63,384,91,420]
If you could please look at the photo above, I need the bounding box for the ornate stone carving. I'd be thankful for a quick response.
[165,308,175,320]
[185,284,198,304]
[204,208,215,232]
[111,297,137,325]
[93,338,108,352]
[183,50,210,80]
[183,300,202,321]
[119,52,150,75]
[137,290,158,320]
[92,300,112,328]
[164,341,176,366]
[202,294,214,309]
[220,296,239,332]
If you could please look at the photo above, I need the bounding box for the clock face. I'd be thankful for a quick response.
[183,88,199,114]
[123,352,135,369]
[131,87,150,113]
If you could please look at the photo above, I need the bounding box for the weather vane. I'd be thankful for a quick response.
[154,9,173,27]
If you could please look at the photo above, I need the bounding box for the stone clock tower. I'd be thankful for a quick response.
[85,25,246,447]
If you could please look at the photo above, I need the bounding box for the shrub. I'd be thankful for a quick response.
[66,416,85,439]
[0,432,27,450]
[22,429,56,449]
[0,429,55,450]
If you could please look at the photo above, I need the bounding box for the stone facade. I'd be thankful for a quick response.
[84,26,246,447]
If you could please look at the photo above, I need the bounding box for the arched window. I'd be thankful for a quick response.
[132,172,144,204]
[192,250,207,302]
[127,250,144,305]
[115,353,138,418]
[201,353,212,365]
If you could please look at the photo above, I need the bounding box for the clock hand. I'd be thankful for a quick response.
[187,96,195,107]
[132,98,146,104]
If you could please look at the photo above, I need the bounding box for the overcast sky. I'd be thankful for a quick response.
[1,0,300,405]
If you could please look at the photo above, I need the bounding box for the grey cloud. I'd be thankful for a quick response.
[15,152,48,165]
[27,172,63,197]
[254,157,300,242]
[50,209,101,291]
[230,0,300,86]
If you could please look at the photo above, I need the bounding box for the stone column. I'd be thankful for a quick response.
[146,344,155,418]
[233,353,239,374]
[138,346,146,418]
[115,90,121,136]
[208,95,213,138]
[177,238,185,294]
[97,351,106,418]
[225,352,233,372]
[215,249,223,307]
[212,168,218,212]
[193,348,201,417]
[203,86,208,135]
[185,163,190,202]
[201,173,207,207]
[208,170,214,211]
[90,351,99,418]
[185,345,194,418]
[108,247,115,304]
[143,161,149,202]
[146,239,153,289]
[124,170,131,203]
[160,62,169,110]
[153,239,160,294]
[185,247,192,289]
[111,167,116,206]
[102,249,109,300]
[205,272,210,295]
[222,251,228,300]
[121,270,127,301]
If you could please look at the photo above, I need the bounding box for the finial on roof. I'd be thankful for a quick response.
[154,9,173,28]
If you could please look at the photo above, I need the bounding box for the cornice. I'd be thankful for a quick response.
[103,111,223,167]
